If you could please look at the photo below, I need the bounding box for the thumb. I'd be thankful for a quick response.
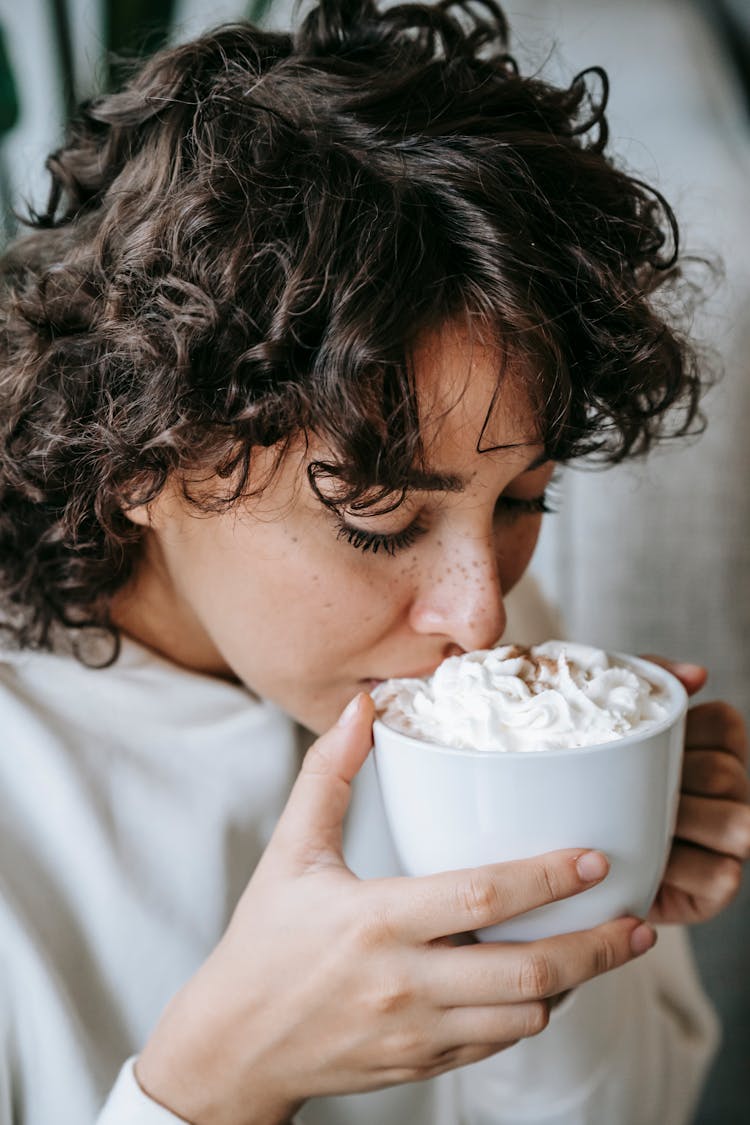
[273,692,375,869]
[641,654,708,697]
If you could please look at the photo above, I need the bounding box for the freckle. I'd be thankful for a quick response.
[291,536,298,543]
[322,602,333,609]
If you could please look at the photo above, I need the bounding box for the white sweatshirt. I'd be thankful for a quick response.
[0,580,719,1125]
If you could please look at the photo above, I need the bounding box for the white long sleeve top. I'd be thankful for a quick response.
[0,578,719,1124]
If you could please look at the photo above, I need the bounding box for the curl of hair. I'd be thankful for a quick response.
[0,0,711,659]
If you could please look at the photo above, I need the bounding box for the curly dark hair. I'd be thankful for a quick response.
[0,0,707,660]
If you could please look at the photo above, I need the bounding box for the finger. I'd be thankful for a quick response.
[650,841,743,924]
[425,915,653,1007]
[681,749,750,802]
[435,1000,551,1049]
[685,702,748,763]
[379,849,610,943]
[675,795,750,861]
[415,1040,520,1080]
[641,655,708,696]
[272,693,375,866]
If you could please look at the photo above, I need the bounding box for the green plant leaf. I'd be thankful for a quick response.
[247,0,276,25]
[0,27,20,135]
[105,0,177,88]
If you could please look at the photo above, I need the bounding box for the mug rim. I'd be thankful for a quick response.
[372,650,689,760]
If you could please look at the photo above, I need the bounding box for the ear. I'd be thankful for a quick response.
[120,481,173,529]
[119,474,175,529]
[121,501,153,529]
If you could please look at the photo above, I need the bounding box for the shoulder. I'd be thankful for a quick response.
[0,644,85,755]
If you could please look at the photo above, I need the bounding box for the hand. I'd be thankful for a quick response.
[645,658,750,925]
[135,693,655,1125]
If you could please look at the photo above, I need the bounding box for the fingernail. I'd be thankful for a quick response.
[337,693,362,728]
[671,661,704,677]
[630,923,657,956]
[575,851,609,882]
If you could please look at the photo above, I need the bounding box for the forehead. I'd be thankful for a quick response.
[410,321,543,478]
[261,320,546,511]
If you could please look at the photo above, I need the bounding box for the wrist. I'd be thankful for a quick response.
[136,987,299,1125]
[135,1050,298,1125]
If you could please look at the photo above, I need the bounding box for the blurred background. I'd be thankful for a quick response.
[0,1,747,1120]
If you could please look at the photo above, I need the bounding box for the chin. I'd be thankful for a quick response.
[264,681,372,740]
[309,688,369,737]
[284,697,338,738]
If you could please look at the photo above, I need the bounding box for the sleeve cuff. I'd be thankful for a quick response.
[97,1057,192,1125]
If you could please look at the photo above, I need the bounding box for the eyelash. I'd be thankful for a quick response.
[335,520,428,556]
[497,494,557,518]
[335,492,558,557]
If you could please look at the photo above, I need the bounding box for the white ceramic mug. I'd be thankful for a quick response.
[372,653,687,941]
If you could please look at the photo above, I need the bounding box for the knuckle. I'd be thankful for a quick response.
[719,703,745,738]
[380,1063,426,1085]
[381,1024,425,1060]
[706,756,741,797]
[518,952,556,999]
[524,1000,551,1037]
[300,738,334,778]
[420,1056,460,1081]
[592,935,619,975]
[534,861,562,903]
[369,970,415,1017]
[716,857,743,903]
[731,806,750,859]
[458,875,503,926]
[711,704,747,754]
[352,906,392,952]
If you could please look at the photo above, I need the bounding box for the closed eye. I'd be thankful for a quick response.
[495,492,557,517]
[334,518,429,556]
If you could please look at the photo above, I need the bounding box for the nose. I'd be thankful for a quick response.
[407,532,507,653]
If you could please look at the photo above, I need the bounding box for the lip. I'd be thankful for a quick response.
[361,665,440,687]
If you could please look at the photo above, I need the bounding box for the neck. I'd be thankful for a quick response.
[110,535,237,682]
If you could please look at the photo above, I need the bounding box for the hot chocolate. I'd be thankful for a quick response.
[372,640,668,753]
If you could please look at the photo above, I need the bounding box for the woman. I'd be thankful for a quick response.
[0,2,747,1122]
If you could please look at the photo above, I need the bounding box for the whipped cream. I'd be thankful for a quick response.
[372,641,668,752]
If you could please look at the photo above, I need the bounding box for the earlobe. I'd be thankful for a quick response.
[119,477,172,529]
[120,497,157,526]
[121,501,154,529]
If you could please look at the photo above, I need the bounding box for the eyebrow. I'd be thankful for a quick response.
[405,448,549,493]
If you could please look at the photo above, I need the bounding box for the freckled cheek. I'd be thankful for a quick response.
[299,561,410,636]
